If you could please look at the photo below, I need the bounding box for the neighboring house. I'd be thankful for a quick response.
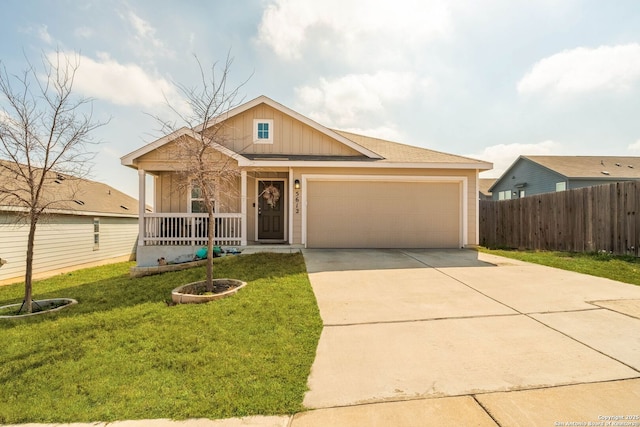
[0,163,142,284]
[489,155,640,200]
[121,95,492,267]
[478,178,496,200]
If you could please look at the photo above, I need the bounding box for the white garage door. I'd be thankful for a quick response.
[306,180,461,248]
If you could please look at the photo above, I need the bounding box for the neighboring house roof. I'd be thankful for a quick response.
[489,155,640,193]
[522,155,640,179]
[121,95,492,171]
[478,178,496,196]
[0,160,142,217]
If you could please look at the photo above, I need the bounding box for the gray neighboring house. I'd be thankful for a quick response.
[489,155,640,200]
[0,163,143,284]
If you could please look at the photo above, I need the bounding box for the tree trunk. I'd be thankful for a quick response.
[206,210,214,287]
[23,216,38,313]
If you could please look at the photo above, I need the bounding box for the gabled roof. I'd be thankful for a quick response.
[121,127,246,168]
[122,96,384,167]
[0,160,141,217]
[523,155,640,179]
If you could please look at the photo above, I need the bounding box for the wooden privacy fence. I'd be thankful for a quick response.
[479,181,640,256]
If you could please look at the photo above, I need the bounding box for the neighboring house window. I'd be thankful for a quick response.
[253,119,274,144]
[93,218,100,250]
[556,182,566,192]
[189,184,213,213]
[519,190,525,198]
[498,190,512,200]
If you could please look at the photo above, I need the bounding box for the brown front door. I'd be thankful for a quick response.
[258,180,285,240]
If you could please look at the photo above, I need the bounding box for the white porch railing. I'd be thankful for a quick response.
[142,213,242,246]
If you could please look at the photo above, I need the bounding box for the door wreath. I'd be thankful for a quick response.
[261,183,280,208]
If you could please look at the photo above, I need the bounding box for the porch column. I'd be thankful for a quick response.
[138,169,146,248]
[241,170,247,246]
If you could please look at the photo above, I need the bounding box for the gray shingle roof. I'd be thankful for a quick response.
[0,160,142,217]
[524,155,640,179]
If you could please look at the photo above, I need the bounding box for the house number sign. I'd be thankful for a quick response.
[295,190,300,214]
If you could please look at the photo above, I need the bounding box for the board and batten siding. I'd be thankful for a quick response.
[0,213,138,283]
[492,158,566,200]
[219,104,363,157]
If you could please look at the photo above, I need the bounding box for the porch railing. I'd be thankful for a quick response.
[143,213,242,246]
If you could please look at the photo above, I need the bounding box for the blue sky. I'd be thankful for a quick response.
[2,0,640,198]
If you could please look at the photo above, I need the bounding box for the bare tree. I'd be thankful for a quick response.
[0,50,106,313]
[155,53,250,287]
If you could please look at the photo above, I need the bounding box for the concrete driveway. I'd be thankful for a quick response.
[296,249,640,426]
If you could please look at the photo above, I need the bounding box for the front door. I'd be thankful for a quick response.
[258,180,285,241]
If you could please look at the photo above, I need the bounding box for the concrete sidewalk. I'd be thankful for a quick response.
[5,249,640,427]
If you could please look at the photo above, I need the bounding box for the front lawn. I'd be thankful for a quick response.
[480,248,640,286]
[0,253,323,424]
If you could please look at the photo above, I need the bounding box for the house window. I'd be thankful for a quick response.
[519,189,525,198]
[189,184,213,213]
[93,218,100,250]
[556,182,566,192]
[498,190,512,200]
[253,119,273,144]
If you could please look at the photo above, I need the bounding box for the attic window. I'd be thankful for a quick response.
[74,200,85,205]
[120,205,129,210]
[253,119,273,144]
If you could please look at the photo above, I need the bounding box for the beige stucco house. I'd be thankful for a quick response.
[121,96,492,266]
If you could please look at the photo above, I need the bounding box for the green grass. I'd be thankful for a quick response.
[0,253,323,424]
[480,248,640,286]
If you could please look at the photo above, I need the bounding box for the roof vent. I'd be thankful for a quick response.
[54,179,62,184]
[615,163,621,167]
[601,171,610,175]
[74,200,85,205]
[56,174,65,180]
[629,165,635,169]
[120,205,129,210]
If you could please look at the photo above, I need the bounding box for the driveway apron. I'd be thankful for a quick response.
[301,249,640,416]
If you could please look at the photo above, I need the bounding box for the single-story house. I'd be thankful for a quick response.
[489,155,640,200]
[121,95,492,266]
[0,163,142,284]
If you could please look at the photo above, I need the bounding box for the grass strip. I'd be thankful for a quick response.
[480,248,640,286]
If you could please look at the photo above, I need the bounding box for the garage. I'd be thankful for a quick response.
[305,177,463,248]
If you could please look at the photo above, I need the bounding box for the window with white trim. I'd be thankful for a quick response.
[498,190,512,200]
[189,184,214,213]
[556,182,566,192]
[253,119,273,144]
[93,218,100,250]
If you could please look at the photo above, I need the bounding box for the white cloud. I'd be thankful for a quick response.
[518,44,640,96]
[295,71,425,128]
[470,140,560,178]
[257,0,452,62]
[55,52,180,108]
[120,9,173,59]
[628,139,640,153]
[38,25,53,44]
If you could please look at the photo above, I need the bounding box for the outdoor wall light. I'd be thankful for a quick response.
[294,179,301,189]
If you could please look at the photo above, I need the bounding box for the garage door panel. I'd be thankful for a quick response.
[307,180,460,248]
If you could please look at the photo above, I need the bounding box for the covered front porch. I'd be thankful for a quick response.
[135,168,299,267]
